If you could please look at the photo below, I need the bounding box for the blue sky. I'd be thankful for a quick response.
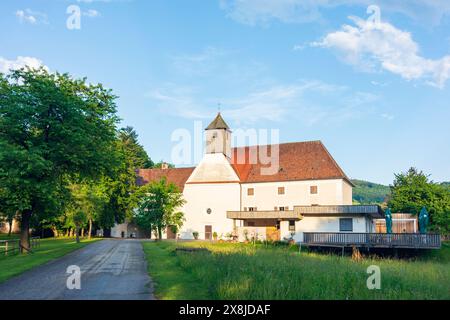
[1,0,449,184]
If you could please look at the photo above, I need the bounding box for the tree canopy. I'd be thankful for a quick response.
[0,68,119,249]
[135,178,185,239]
[388,167,450,234]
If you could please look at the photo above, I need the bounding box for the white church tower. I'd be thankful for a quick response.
[205,112,232,159]
[181,113,241,239]
[186,113,238,184]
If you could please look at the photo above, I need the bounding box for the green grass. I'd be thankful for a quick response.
[0,234,20,240]
[142,241,450,300]
[0,237,101,284]
[142,241,210,299]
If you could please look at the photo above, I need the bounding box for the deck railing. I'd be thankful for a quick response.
[303,232,441,249]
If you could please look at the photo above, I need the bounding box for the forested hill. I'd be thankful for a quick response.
[351,179,390,205]
[351,179,450,205]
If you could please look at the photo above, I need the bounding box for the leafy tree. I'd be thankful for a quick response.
[135,178,185,239]
[68,181,109,238]
[0,187,18,236]
[72,210,87,243]
[98,127,154,233]
[119,126,153,169]
[388,168,450,234]
[0,68,118,251]
[152,161,175,169]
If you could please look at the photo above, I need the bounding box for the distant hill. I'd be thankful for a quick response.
[440,182,450,189]
[351,180,449,205]
[351,179,390,205]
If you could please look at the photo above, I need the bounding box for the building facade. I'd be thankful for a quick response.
[114,113,383,241]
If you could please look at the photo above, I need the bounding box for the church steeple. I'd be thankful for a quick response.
[205,112,230,130]
[205,112,231,159]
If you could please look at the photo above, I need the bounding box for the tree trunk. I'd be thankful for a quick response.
[52,227,59,237]
[88,218,92,239]
[20,210,32,253]
[81,228,84,238]
[75,226,80,243]
[7,218,13,237]
[158,225,162,240]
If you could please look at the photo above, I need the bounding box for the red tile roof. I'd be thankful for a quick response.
[136,141,352,189]
[230,141,352,185]
[136,167,195,191]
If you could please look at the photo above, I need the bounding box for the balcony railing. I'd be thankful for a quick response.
[227,210,301,220]
[303,232,441,249]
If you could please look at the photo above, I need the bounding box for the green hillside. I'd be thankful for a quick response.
[351,179,390,205]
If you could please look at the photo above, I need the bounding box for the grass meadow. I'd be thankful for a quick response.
[0,237,101,283]
[142,240,450,300]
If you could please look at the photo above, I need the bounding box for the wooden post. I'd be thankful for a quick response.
[5,241,8,256]
[352,246,362,261]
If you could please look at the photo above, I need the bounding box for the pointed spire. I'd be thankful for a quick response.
[205,112,230,130]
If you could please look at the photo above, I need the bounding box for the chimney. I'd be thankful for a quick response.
[161,162,169,170]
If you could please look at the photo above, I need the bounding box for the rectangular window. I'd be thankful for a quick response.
[289,220,296,232]
[279,206,285,211]
[248,207,257,212]
[278,187,285,195]
[247,188,254,196]
[310,186,318,194]
[339,218,353,232]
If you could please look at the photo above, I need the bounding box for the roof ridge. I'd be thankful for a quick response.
[231,140,322,150]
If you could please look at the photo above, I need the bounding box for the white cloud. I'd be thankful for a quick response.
[312,17,450,88]
[381,113,394,120]
[219,0,450,26]
[83,9,101,17]
[171,47,228,76]
[146,85,210,120]
[0,56,48,74]
[146,80,378,126]
[219,0,325,26]
[15,9,48,25]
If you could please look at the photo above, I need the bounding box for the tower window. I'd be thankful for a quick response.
[278,187,285,195]
[310,186,318,194]
[247,188,254,196]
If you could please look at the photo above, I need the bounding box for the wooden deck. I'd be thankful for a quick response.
[302,232,441,249]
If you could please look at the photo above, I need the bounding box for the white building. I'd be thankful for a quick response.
[112,113,383,242]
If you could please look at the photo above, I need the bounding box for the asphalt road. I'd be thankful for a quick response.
[0,239,154,300]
